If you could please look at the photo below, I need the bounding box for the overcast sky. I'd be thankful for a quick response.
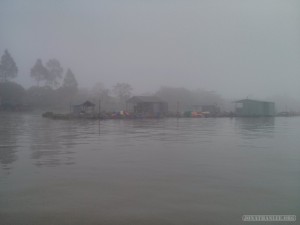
[1,0,299,99]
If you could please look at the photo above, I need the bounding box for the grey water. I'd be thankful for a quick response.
[0,113,299,225]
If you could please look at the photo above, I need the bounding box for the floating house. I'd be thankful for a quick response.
[127,96,168,116]
[235,99,275,117]
[72,101,95,115]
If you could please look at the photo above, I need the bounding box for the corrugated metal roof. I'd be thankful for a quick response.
[73,101,95,107]
[235,99,274,104]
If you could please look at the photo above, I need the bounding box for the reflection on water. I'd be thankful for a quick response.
[0,114,299,225]
[0,146,17,170]
[0,113,25,169]
[233,117,276,154]
[235,117,275,138]
[29,118,77,167]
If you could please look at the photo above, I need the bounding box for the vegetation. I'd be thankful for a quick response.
[155,86,224,112]
[0,50,18,82]
[56,68,79,105]
[0,48,230,113]
[0,82,25,108]
[45,59,63,88]
[113,82,133,110]
[63,69,78,90]
[30,59,48,87]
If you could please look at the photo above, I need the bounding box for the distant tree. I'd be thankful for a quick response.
[0,50,18,82]
[63,68,78,90]
[57,68,78,104]
[0,82,25,106]
[193,89,223,105]
[92,82,112,111]
[155,86,224,112]
[113,82,133,109]
[25,86,56,108]
[45,58,63,88]
[92,82,110,99]
[113,83,132,101]
[30,59,48,86]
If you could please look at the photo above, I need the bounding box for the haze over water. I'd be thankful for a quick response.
[1,0,300,99]
[0,113,299,224]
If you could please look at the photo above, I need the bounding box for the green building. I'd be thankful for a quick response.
[235,99,275,117]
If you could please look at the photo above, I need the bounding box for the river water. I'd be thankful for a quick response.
[0,113,299,224]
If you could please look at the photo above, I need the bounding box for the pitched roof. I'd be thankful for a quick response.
[82,101,95,107]
[127,96,164,103]
[73,101,95,107]
[235,99,274,104]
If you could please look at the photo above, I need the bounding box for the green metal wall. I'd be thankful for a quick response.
[236,100,275,116]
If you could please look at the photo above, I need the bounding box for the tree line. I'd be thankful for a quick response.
[0,49,80,110]
[0,50,77,88]
[0,49,229,112]
[0,49,135,111]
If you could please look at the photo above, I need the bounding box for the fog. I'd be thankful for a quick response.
[1,0,300,99]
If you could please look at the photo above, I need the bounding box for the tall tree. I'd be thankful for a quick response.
[0,50,18,82]
[113,83,132,100]
[113,82,132,109]
[92,82,110,99]
[92,82,112,110]
[60,69,78,103]
[63,68,78,89]
[45,58,63,88]
[30,59,48,86]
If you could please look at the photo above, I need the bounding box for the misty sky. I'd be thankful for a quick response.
[1,0,299,99]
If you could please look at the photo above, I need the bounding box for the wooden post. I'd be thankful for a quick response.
[99,99,101,115]
[177,101,179,118]
[98,99,101,135]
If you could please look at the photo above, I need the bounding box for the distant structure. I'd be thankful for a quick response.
[191,104,221,115]
[127,96,168,116]
[235,99,275,117]
[72,101,95,115]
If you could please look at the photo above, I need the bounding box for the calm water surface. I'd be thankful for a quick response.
[0,113,299,224]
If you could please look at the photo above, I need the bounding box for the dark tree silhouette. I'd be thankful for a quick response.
[113,82,133,109]
[0,82,25,106]
[113,83,132,101]
[30,59,48,87]
[46,58,63,88]
[63,68,78,90]
[58,68,79,103]
[0,50,18,82]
